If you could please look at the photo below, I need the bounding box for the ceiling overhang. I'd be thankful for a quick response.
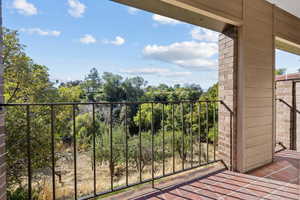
[112,0,230,32]
[113,0,300,56]
[276,37,300,56]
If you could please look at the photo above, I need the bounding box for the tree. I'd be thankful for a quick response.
[3,28,57,104]
[82,68,102,102]
[275,68,287,75]
[122,77,146,101]
[100,72,125,102]
[3,28,58,197]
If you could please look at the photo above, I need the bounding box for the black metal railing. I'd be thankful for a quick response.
[2,100,232,200]
[276,98,300,151]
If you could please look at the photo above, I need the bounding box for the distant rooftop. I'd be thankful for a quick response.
[276,72,300,81]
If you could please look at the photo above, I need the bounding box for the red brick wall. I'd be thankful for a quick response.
[218,26,237,171]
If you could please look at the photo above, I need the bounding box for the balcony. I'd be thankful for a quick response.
[108,150,300,200]
[3,100,226,200]
[2,0,300,200]
[2,100,300,200]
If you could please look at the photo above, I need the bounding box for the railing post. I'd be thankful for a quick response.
[139,105,142,182]
[172,103,175,173]
[292,82,297,150]
[125,104,129,186]
[151,103,154,188]
[110,104,113,191]
[50,105,56,200]
[198,103,202,165]
[72,105,78,199]
[92,104,96,195]
[26,105,32,200]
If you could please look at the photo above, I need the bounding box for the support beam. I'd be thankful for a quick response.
[236,0,274,172]
[112,0,228,32]
[275,37,300,56]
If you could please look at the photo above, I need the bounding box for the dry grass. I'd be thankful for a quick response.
[35,143,216,200]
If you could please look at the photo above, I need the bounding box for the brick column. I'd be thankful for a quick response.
[0,0,6,199]
[218,26,238,171]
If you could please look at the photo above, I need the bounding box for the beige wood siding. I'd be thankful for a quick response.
[238,0,274,172]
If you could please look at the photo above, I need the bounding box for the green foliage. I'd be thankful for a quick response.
[275,68,287,75]
[81,68,102,102]
[3,28,57,104]
[4,27,219,197]
[143,83,203,102]
[133,103,162,132]
[127,132,152,172]
[95,125,126,176]
[4,28,57,193]
[58,85,84,102]
[7,187,39,200]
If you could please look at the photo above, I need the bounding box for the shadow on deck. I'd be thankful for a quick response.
[105,150,300,200]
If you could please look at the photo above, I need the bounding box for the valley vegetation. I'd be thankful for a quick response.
[4,28,218,199]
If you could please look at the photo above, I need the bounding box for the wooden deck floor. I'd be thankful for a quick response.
[105,150,300,200]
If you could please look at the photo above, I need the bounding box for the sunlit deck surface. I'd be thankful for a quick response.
[105,150,300,200]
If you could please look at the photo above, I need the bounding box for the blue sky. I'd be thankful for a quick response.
[4,0,300,89]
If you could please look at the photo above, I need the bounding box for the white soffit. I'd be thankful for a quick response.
[266,0,300,18]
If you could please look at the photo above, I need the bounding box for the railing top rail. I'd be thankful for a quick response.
[0,99,223,106]
[276,98,300,114]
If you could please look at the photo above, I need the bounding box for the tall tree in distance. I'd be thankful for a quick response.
[82,67,102,102]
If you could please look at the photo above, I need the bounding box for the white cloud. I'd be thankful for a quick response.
[111,36,125,46]
[20,28,61,37]
[143,41,218,70]
[123,68,191,77]
[191,27,219,42]
[104,36,125,46]
[152,14,182,25]
[80,34,96,44]
[12,0,37,16]
[68,0,86,18]
[128,7,139,15]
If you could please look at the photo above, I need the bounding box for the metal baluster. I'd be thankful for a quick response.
[139,105,142,182]
[110,104,113,191]
[206,102,209,163]
[181,103,185,170]
[162,104,165,176]
[26,105,32,200]
[125,104,129,186]
[151,103,154,188]
[50,105,56,200]
[172,104,175,173]
[72,105,77,199]
[230,105,233,171]
[92,104,96,195]
[213,103,216,161]
[198,103,202,165]
[190,103,193,167]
